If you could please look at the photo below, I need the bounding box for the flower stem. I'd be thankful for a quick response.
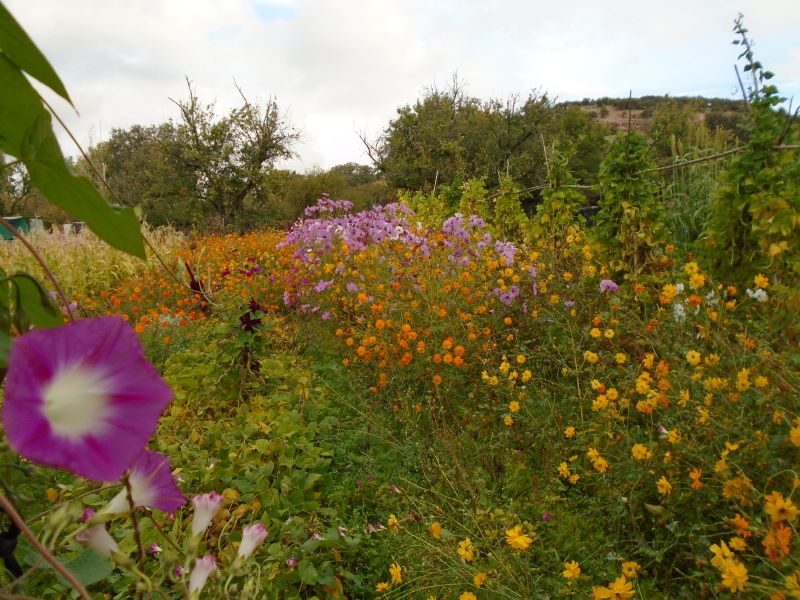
[0,494,90,599]
[124,475,146,600]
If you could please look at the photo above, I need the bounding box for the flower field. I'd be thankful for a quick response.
[3,187,799,599]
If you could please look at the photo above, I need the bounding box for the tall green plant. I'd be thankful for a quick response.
[531,143,586,248]
[594,132,665,274]
[704,16,800,280]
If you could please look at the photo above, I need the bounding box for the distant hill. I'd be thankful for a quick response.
[559,95,749,137]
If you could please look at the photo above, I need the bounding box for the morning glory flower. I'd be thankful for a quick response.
[191,492,224,536]
[75,508,118,558]
[2,317,173,482]
[235,523,269,563]
[189,554,216,596]
[101,450,185,514]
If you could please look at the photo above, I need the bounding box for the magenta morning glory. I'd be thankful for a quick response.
[101,450,185,514]
[2,317,173,482]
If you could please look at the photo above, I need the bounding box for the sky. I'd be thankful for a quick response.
[7,0,800,172]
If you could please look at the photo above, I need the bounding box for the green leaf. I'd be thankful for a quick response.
[0,3,71,103]
[56,549,113,587]
[0,329,10,370]
[10,273,63,330]
[0,55,145,257]
[297,559,319,585]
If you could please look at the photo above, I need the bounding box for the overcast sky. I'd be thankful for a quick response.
[7,0,800,172]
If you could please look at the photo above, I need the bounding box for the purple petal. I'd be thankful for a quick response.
[2,317,173,482]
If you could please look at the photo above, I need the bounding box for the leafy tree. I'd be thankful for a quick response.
[170,81,299,230]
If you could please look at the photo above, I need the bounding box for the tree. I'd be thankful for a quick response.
[170,80,299,230]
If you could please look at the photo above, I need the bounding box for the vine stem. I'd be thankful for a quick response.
[123,475,146,600]
[0,217,74,322]
[0,494,90,599]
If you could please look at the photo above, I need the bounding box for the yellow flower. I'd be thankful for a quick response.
[516,354,526,364]
[754,273,770,289]
[457,538,474,561]
[503,415,513,426]
[689,272,706,289]
[521,369,532,382]
[505,525,533,550]
[584,351,599,364]
[387,514,400,532]
[689,468,703,490]
[790,422,800,447]
[562,560,581,580]
[765,491,799,523]
[389,563,402,585]
[615,353,627,364]
[592,575,635,599]
[631,444,653,461]
[375,581,390,592]
[558,462,571,478]
[564,426,576,438]
[428,522,442,539]
[590,327,602,339]
[657,476,672,495]
[720,559,748,592]
[593,457,609,474]
[686,351,701,366]
[473,571,487,587]
[729,537,747,552]
[621,561,640,579]
[710,541,734,569]
[459,593,477,600]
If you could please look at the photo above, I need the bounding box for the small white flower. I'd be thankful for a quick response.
[673,303,686,322]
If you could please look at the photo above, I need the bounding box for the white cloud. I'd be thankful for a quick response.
[6,0,799,171]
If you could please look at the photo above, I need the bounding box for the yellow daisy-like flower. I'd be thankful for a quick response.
[686,351,702,366]
[765,491,799,523]
[592,575,635,599]
[505,525,533,550]
[564,426,576,438]
[754,273,770,289]
[621,561,640,579]
[473,571,487,587]
[375,581,390,592]
[562,560,581,580]
[503,415,513,426]
[657,476,672,495]
[614,352,627,364]
[720,559,748,592]
[459,593,477,600]
[590,327,602,339]
[457,538,474,561]
[631,443,653,461]
[509,400,521,413]
[389,563,402,585]
[387,514,400,532]
[428,522,443,539]
[584,351,599,364]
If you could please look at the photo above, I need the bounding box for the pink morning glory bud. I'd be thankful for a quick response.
[189,554,216,595]
[191,492,224,536]
[75,509,118,558]
[148,543,162,554]
[2,317,173,482]
[286,555,298,569]
[236,523,269,562]
[101,450,185,514]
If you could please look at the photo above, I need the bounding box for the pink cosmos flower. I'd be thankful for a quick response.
[191,492,224,536]
[2,317,173,482]
[189,554,216,594]
[101,450,185,514]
